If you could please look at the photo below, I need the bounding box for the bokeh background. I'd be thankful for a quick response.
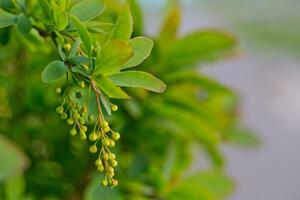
[139,0,300,199]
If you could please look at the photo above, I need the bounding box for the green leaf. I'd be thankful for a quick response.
[94,40,132,76]
[0,135,28,182]
[0,9,17,29]
[100,94,111,116]
[187,171,235,198]
[67,56,90,65]
[71,66,89,77]
[225,127,259,147]
[38,0,51,19]
[16,13,31,35]
[55,30,65,44]
[168,171,234,199]
[166,30,237,67]
[71,15,93,55]
[68,38,81,58]
[52,2,68,31]
[123,36,153,69]
[70,0,104,22]
[204,144,225,168]
[93,75,129,99]
[58,45,66,61]
[4,175,25,200]
[127,0,143,35]
[42,60,68,83]
[150,102,219,144]
[83,174,123,200]
[168,183,217,200]
[159,1,181,39]
[109,71,166,93]
[109,4,133,40]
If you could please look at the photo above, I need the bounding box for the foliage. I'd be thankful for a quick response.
[0,0,257,199]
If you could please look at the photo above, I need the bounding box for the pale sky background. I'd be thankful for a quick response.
[140,0,300,200]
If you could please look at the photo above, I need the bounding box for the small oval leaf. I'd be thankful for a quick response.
[16,13,31,35]
[42,60,67,82]
[109,71,166,93]
[123,36,153,69]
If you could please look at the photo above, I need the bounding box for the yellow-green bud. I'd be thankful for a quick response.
[101,179,108,187]
[80,132,87,140]
[56,106,64,114]
[64,43,71,51]
[108,170,114,177]
[89,132,98,141]
[101,121,109,128]
[70,128,77,136]
[109,153,115,160]
[67,118,74,125]
[79,81,85,88]
[88,114,94,122]
[103,138,110,146]
[95,159,102,167]
[104,126,110,133]
[79,118,85,125]
[81,105,87,113]
[111,160,117,167]
[111,179,118,187]
[82,126,87,132]
[103,153,109,161]
[108,167,114,174]
[73,112,80,119]
[61,113,68,120]
[55,86,62,94]
[89,145,98,153]
[109,140,115,147]
[111,104,118,111]
[112,132,120,141]
[97,165,104,172]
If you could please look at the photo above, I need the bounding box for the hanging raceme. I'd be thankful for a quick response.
[0,0,165,187]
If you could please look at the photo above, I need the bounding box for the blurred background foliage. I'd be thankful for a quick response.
[0,0,257,199]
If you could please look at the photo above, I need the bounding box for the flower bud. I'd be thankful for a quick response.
[104,126,110,133]
[109,140,115,147]
[102,138,110,146]
[95,159,102,167]
[111,160,117,167]
[111,104,118,112]
[103,153,109,161]
[60,113,68,120]
[89,132,98,141]
[55,86,62,94]
[101,121,109,128]
[56,106,64,114]
[79,81,85,88]
[97,165,104,172]
[79,118,85,125]
[89,145,98,153]
[80,132,87,140]
[88,114,94,122]
[109,153,116,160]
[73,112,80,119]
[112,132,120,141]
[111,179,118,187]
[64,43,71,51]
[67,118,74,125]
[101,179,108,187]
[70,128,77,136]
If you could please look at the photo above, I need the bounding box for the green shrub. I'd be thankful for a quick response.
[0,0,257,199]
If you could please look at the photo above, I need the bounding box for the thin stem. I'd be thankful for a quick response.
[91,80,104,123]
